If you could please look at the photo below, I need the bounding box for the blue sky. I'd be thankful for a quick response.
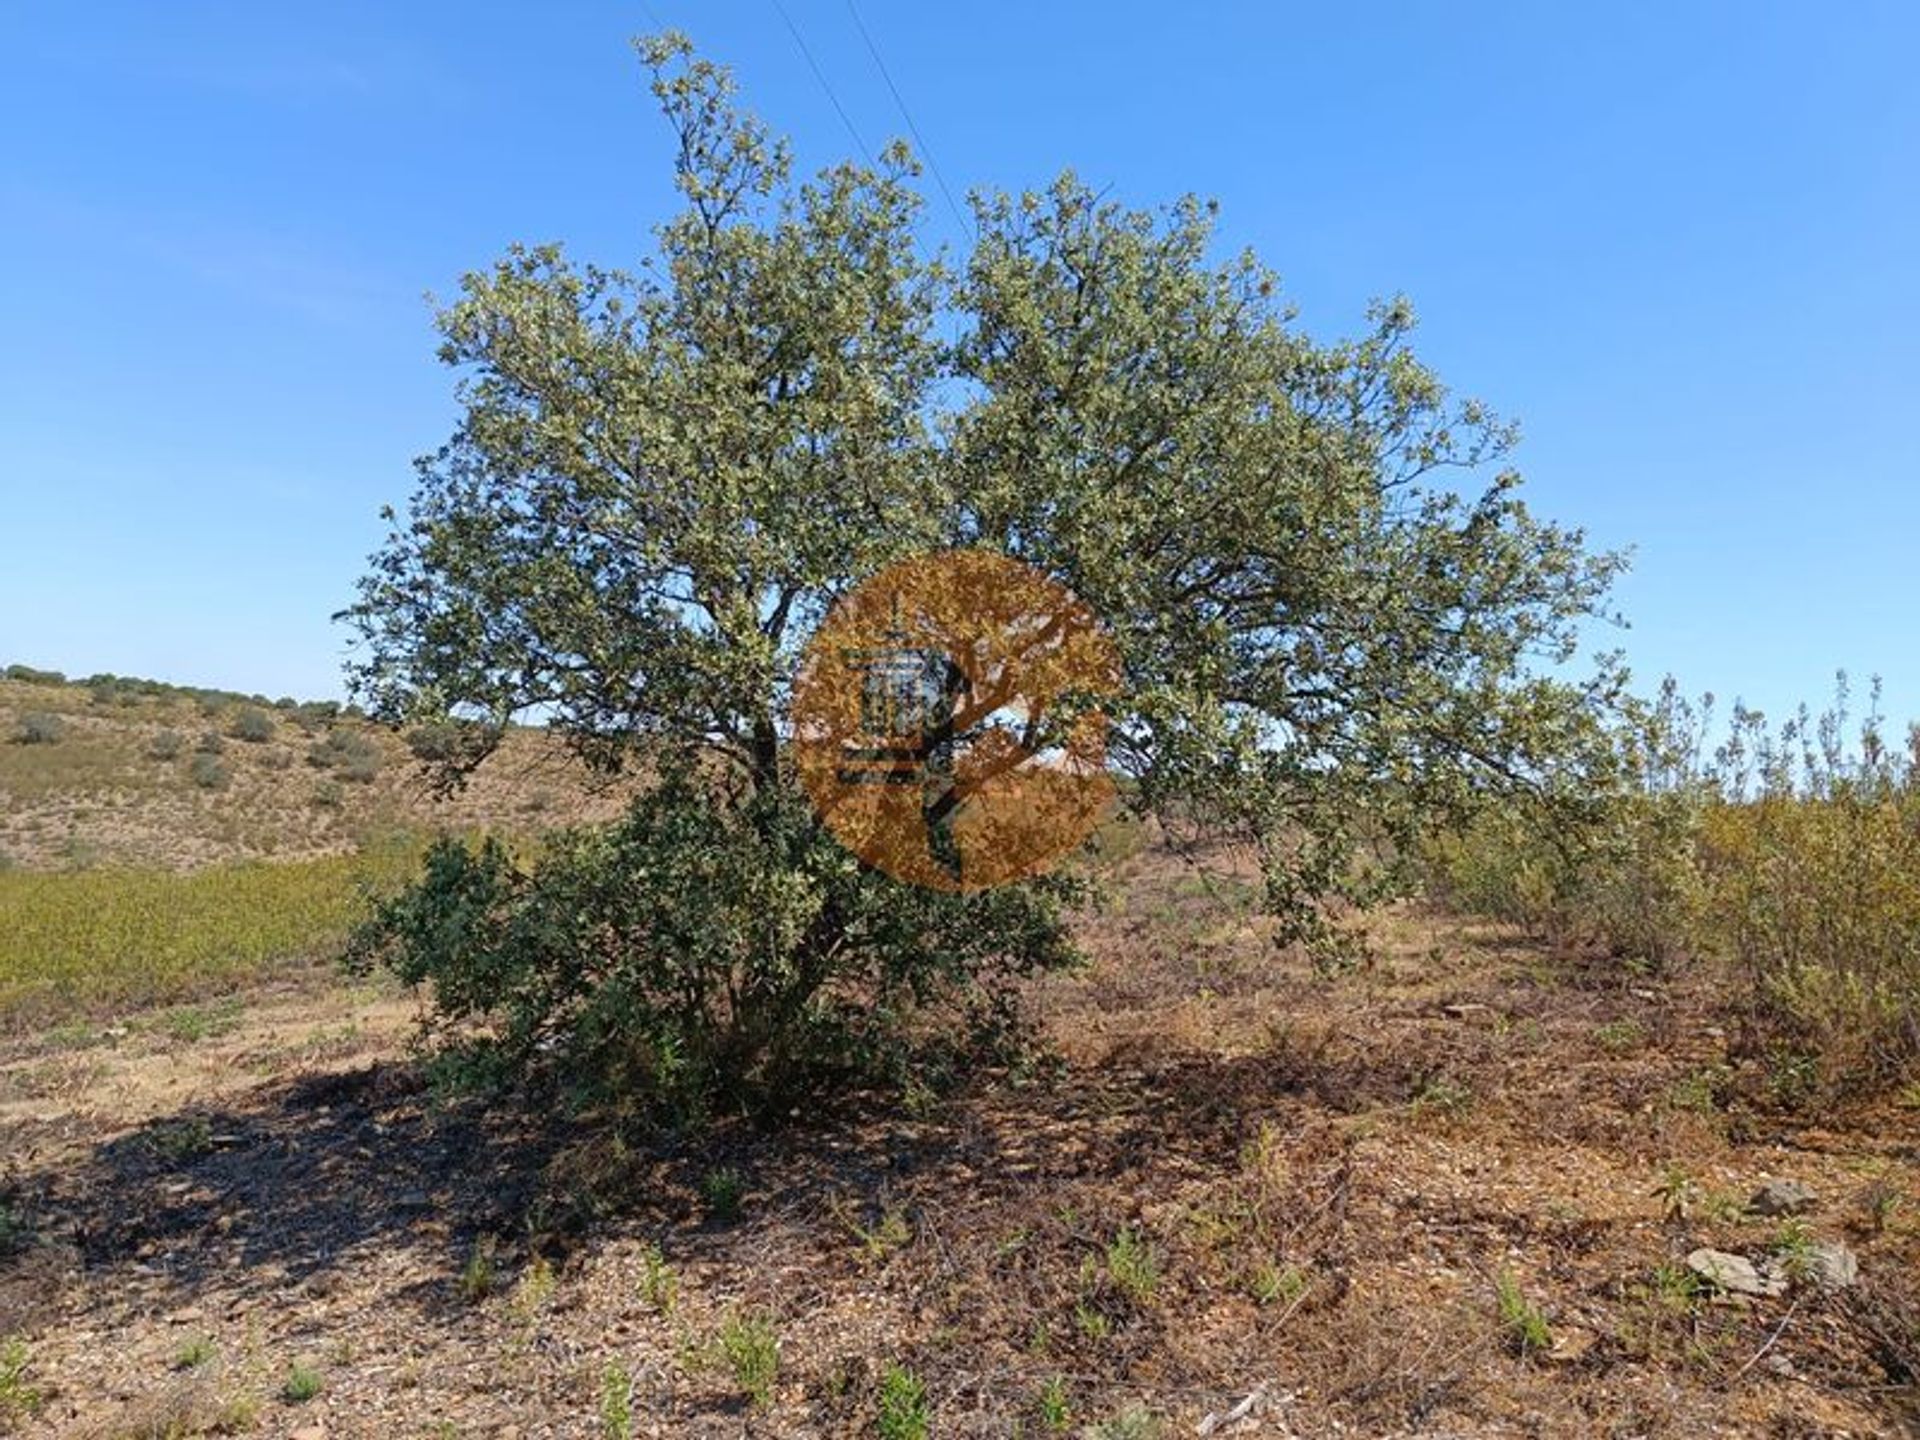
[3,3,1916,726]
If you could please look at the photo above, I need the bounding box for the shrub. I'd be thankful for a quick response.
[147,729,185,761]
[404,719,488,764]
[13,712,64,746]
[346,766,1082,1118]
[230,707,275,743]
[340,754,381,785]
[2,665,64,685]
[195,730,226,756]
[308,728,380,776]
[188,754,231,791]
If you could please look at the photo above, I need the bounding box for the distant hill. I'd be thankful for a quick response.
[0,666,628,871]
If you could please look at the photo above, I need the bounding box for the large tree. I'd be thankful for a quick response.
[344,34,1622,1112]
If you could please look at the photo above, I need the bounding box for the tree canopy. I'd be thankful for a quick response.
[343,33,1625,1108]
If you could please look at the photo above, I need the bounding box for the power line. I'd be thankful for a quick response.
[768,0,873,163]
[844,0,974,241]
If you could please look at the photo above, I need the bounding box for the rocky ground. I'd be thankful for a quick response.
[2,840,1916,1437]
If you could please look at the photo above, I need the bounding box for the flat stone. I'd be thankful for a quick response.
[1687,1247,1787,1297]
[1804,1240,1859,1291]
[1748,1179,1817,1216]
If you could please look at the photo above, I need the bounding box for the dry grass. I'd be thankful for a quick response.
[0,831,1914,1436]
[0,675,628,874]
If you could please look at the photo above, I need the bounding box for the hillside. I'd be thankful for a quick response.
[0,669,626,873]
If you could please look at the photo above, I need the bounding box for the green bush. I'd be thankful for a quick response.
[147,729,185,761]
[230,707,275,743]
[308,728,380,772]
[12,713,64,746]
[188,754,231,791]
[346,766,1081,1118]
[195,730,226,756]
[1430,675,1920,1092]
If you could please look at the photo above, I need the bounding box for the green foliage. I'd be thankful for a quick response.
[13,712,64,746]
[459,1236,497,1302]
[0,841,418,1021]
[307,728,380,775]
[0,1335,39,1422]
[230,707,275,743]
[174,1334,217,1370]
[1431,674,1920,1090]
[346,768,1081,1116]
[281,1362,323,1402]
[340,31,1622,1109]
[147,728,185,761]
[717,1311,779,1407]
[635,1242,678,1315]
[1494,1267,1551,1355]
[1035,1375,1072,1432]
[700,1166,745,1222]
[600,1362,634,1439]
[1104,1228,1160,1306]
[876,1363,929,1440]
[188,752,231,791]
[195,729,226,755]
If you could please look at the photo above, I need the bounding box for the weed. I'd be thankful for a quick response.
[1105,1227,1160,1305]
[1247,1261,1310,1307]
[877,1363,930,1440]
[700,1165,745,1223]
[600,1362,633,1439]
[1083,1404,1162,1439]
[1072,1302,1110,1341]
[1770,1218,1817,1279]
[1595,1018,1647,1052]
[459,1235,497,1303]
[147,1115,214,1162]
[718,1311,779,1406]
[163,998,244,1043]
[511,1256,557,1322]
[1494,1268,1551,1355]
[851,1206,912,1263]
[636,1242,678,1316]
[282,1362,323,1402]
[174,1333,217,1370]
[1035,1375,1072,1432]
[1652,1163,1700,1222]
[0,1336,40,1421]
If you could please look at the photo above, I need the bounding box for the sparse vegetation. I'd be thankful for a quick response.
[13,712,64,746]
[0,1336,39,1423]
[1494,1267,1552,1355]
[282,1361,323,1402]
[230,707,275,743]
[600,1362,634,1439]
[717,1311,779,1407]
[876,1363,930,1440]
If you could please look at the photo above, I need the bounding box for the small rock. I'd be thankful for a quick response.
[1804,1240,1859,1291]
[290,1427,327,1440]
[1687,1247,1787,1297]
[1748,1179,1817,1216]
[1545,1328,1597,1363]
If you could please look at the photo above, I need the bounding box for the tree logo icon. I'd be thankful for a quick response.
[793,550,1120,891]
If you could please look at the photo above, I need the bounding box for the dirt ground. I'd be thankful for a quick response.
[2,840,1917,1438]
